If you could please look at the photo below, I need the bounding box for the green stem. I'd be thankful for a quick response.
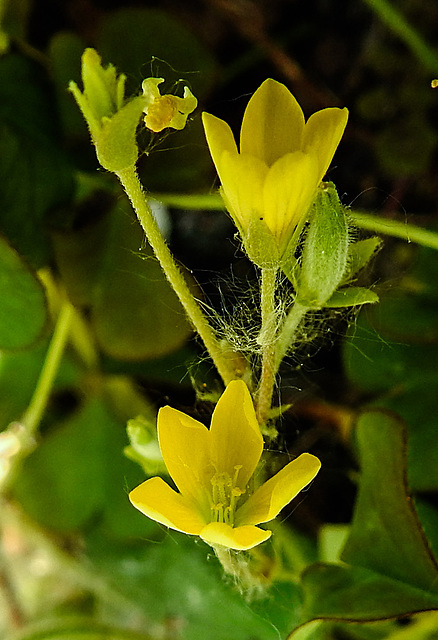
[351,211,438,250]
[21,300,74,436]
[116,167,236,386]
[274,301,309,373]
[255,268,278,427]
[0,300,74,493]
[362,0,438,73]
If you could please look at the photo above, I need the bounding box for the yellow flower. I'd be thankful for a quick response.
[129,380,321,551]
[142,78,198,133]
[202,79,348,265]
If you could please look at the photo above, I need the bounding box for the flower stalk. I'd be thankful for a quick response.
[255,267,279,428]
[116,166,237,386]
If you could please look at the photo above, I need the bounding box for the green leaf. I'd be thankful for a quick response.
[289,411,438,636]
[324,286,379,308]
[13,396,150,534]
[382,381,438,492]
[0,54,75,266]
[0,236,48,350]
[342,410,438,590]
[342,313,436,394]
[54,200,192,361]
[85,532,284,640]
[7,617,155,640]
[90,203,192,360]
[293,563,438,633]
[343,312,438,492]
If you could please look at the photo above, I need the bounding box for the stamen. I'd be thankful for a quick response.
[209,465,246,526]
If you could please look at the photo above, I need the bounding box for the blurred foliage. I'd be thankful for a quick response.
[1,0,438,639]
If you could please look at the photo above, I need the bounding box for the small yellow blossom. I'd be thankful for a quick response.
[129,380,321,551]
[142,78,198,133]
[202,79,348,265]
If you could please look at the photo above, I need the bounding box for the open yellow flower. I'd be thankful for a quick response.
[142,78,197,133]
[129,380,321,551]
[202,79,348,265]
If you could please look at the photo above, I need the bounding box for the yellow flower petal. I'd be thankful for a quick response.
[262,151,320,246]
[236,452,321,525]
[129,477,206,535]
[200,521,271,551]
[202,112,238,176]
[141,77,164,107]
[209,380,263,491]
[303,107,349,183]
[219,151,268,232]
[167,88,198,130]
[240,78,305,166]
[158,407,211,502]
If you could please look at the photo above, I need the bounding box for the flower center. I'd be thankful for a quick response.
[144,96,177,132]
[210,465,244,526]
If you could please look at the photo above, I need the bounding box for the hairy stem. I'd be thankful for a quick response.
[116,167,236,386]
[255,268,278,427]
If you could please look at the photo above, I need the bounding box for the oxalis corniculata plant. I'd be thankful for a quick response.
[67,49,380,585]
[3,18,438,637]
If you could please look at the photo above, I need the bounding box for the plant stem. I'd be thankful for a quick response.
[0,300,74,493]
[21,300,74,437]
[255,268,278,427]
[351,210,438,250]
[116,167,236,386]
[362,0,438,74]
[274,301,309,373]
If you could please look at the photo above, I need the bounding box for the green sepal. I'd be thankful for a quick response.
[295,182,350,307]
[80,48,124,122]
[94,96,144,172]
[342,236,382,285]
[69,48,144,172]
[241,216,281,268]
[324,286,379,308]
[69,48,126,142]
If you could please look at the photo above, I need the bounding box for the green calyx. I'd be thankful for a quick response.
[69,48,145,172]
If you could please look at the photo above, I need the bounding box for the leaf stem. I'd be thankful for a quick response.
[351,211,438,250]
[116,167,236,386]
[21,300,74,437]
[0,299,74,493]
